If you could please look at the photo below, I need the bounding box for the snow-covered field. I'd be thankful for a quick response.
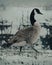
[0,48,52,65]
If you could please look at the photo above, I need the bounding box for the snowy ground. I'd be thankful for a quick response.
[0,48,52,65]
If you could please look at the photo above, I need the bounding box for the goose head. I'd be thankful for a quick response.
[34,8,43,15]
[30,8,43,26]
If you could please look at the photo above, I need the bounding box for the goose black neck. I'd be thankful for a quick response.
[30,8,36,26]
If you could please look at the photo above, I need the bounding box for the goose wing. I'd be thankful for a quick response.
[8,27,34,43]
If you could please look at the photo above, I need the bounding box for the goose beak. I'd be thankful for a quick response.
[37,12,43,15]
[40,12,43,15]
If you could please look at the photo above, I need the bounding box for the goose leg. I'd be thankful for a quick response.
[20,46,22,52]
[29,41,39,53]
[31,45,43,55]
[30,45,39,59]
[19,46,23,55]
[31,45,39,53]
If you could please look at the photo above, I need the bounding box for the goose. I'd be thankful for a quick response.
[2,8,43,53]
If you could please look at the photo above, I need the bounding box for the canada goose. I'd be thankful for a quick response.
[2,8,43,53]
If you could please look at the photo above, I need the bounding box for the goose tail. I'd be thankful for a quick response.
[1,43,12,48]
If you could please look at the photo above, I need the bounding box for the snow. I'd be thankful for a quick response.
[0,48,52,65]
